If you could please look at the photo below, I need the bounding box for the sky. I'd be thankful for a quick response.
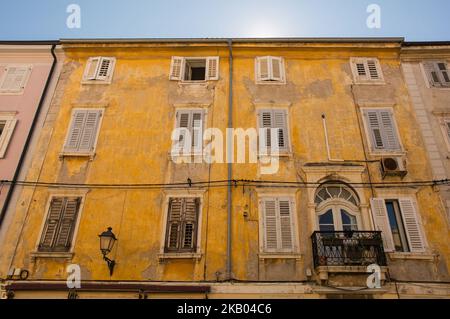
[0,0,449,41]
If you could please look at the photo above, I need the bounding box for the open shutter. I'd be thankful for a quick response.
[166,198,183,251]
[54,198,80,251]
[0,118,17,158]
[278,199,294,251]
[263,199,278,251]
[206,57,219,80]
[379,110,400,151]
[271,57,284,82]
[78,110,102,152]
[64,110,87,152]
[96,57,115,81]
[398,198,425,252]
[84,57,101,80]
[39,198,65,251]
[170,57,184,81]
[365,110,385,150]
[370,198,395,252]
[273,110,288,151]
[181,198,199,250]
[256,57,270,81]
[259,111,273,152]
[0,67,29,92]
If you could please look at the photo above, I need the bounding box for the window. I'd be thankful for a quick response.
[422,61,450,88]
[362,108,401,153]
[0,66,31,93]
[82,57,116,83]
[370,198,425,253]
[164,197,200,253]
[260,197,296,253]
[172,109,205,154]
[0,114,17,158]
[258,109,290,154]
[169,57,219,81]
[38,197,81,252]
[350,58,384,83]
[255,56,285,83]
[63,109,103,155]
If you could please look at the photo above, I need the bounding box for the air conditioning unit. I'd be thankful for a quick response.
[381,157,407,178]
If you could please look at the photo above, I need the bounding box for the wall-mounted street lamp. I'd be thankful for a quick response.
[98,227,117,276]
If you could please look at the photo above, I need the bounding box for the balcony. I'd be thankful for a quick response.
[311,231,387,268]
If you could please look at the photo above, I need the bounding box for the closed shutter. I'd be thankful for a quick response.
[0,67,29,92]
[39,197,81,252]
[256,56,284,82]
[259,109,289,153]
[206,57,219,80]
[352,58,383,82]
[365,109,400,151]
[256,57,270,81]
[175,110,204,153]
[271,57,284,82]
[259,111,272,151]
[273,110,288,151]
[367,60,380,80]
[437,62,450,85]
[96,57,115,81]
[398,198,425,252]
[0,118,17,158]
[170,57,185,80]
[423,62,450,87]
[191,111,203,152]
[370,198,395,252]
[165,197,199,252]
[262,198,295,252]
[64,109,102,153]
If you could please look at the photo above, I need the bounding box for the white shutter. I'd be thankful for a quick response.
[278,199,294,251]
[365,110,384,150]
[351,58,382,82]
[379,110,400,150]
[84,57,101,80]
[96,57,115,81]
[174,110,192,153]
[259,111,272,151]
[367,59,380,80]
[271,57,284,82]
[78,110,102,152]
[263,198,278,251]
[436,62,450,86]
[191,111,204,152]
[205,57,219,80]
[398,198,425,252]
[273,110,288,151]
[256,57,270,81]
[64,110,86,152]
[0,118,17,158]
[370,198,395,252]
[365,109,400,151]
[170,57,185,81]
[0,67,29,92]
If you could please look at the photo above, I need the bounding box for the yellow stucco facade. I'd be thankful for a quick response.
[0,39,449,299]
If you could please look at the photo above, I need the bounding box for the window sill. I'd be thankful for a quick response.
[30,252,74,262]
[255,80,286,85]
[81,80,112,85]
[158,252,203,262]
[368,151,406,157]
[352,80,386,86]
[259,253,302,261]
[169,153,205,163]
[0,90,24,95]
[59,152,95,160]
[387,252,436,261]
[258,152,292,158]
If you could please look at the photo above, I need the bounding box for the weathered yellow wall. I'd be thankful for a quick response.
[0,42,449,288]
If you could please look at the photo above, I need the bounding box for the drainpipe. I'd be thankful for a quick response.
[321,114,343,162]
[0,44,58,228]
[226,39,233,280]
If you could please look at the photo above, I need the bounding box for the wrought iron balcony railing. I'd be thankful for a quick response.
[311,231,387,268]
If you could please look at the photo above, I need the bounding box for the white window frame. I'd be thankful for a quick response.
[350,57,384,84]
[0,65,32,94]
[60,108,104,158]
[255,56,286,84]
[256,107,292,156]
[158,190,205,260]
[360,107,404,155]
[169,56,220,82]
[0,113,17,158]
[257,193,300,255]
[82,57,116,84]
[33,190,88,258]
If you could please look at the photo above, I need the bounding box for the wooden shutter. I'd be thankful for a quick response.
[64,110,86,152]
[259,110,289,152]
[437,62,450,86]
[271,57,284,82]
[259,111,272,151]
[273,110,288,151]
[191,111,203,151]
[78,110,102,152]
[175,110,191,153]
[170,57,185,80]
[278,199,294,250]
[0,67,29,92]
[367,59,380,80]
[365,109,400,151]
[256,57,270,81]
[54,198,80,251]
[0,118,17,158]
[206,57,219,80]
[39,197,81,252]
[366,110,384,149]
[84,57,101,80]
[263,199,278,250]
[379,110,400,150]
[96,57,115,81]
[165,197,199,252]
[398,198,425,252]
[370,198,395,252]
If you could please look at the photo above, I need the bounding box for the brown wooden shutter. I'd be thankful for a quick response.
[39,198,65,251]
